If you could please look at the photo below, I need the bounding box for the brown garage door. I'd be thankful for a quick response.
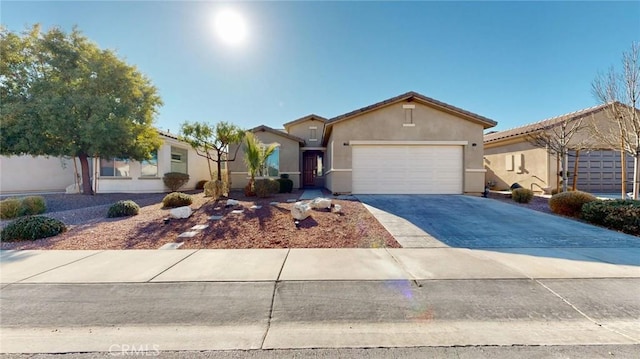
[568,150,633,193]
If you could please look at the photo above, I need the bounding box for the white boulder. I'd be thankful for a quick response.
[332,204,342,213]
[310,197,332,210]
[291,201,312,220]
[170,206,193,219]
[226,199,240,207]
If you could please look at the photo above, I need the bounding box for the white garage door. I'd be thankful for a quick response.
[352,145,463,194]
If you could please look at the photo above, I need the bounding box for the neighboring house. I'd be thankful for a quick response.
[0,131,210,194]
[230,91,497,194]
[484,103,634,193]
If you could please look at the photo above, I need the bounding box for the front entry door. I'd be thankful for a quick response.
[303,152,317,187]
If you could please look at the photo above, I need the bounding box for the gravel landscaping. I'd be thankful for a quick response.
[0,190,399,250]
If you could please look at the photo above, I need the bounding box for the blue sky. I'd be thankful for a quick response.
[2,1,639,134]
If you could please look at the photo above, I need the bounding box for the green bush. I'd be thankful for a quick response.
[0,198,22,219]
[162,192,193,208]
[512,188,534,203]
[582,199,640,235]
[1,216,67,242]
[195,180,208,190]
[254,179,280,198]
[20,196,46,216]
[204,180,226,199]
[277,178,294,193]
[107,200,140,218]
[163,172,190,191]
[548,190,597,217]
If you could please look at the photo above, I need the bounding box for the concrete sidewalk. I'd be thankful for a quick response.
[1,248,639,354]
[2,248,640,284]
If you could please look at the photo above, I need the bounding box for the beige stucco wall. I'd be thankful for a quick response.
[0,155,80,194]
[484,139,554,192]
[96,137,210,193]
[286,118,326,147]
[228,130,301,189]
[325,101,487,193]
[483,110,620,193]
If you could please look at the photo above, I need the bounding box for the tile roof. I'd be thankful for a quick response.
[283,114,328,129]
[327,91,497,128]
[483,103,613,144]
[250,125,305,143]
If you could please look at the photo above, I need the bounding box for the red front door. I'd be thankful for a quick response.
[303,152,317,187]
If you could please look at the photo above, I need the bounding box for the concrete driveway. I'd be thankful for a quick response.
[357,195,640,249]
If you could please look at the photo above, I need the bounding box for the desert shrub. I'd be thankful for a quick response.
[204,180,226,199]
[1,216,67,242]
[162,172,190,191]
[195,180,208,190]
[20,196,46,216]
[277,178,294,193]
[107,200,140,218]
[162,192,193,208]
[548,190,597,217]
[582,200,640,235]
[254,179,280,198]
[0,198,22,219]
[512,188,534,203]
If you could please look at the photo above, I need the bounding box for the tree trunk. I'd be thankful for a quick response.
[572,150,580,191]
[621,148,627,199]
[207,159,214,180]
[78,153,93,195]
[216,154,223,181]
[633,154,640,200]
[562,151,568,192]
[556,155,560,191]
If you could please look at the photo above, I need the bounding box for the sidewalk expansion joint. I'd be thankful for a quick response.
[10,250,106,286]
[535,279,640,344]
[384,247,416,281]
[260,248,290,349]
[146,249,201,282]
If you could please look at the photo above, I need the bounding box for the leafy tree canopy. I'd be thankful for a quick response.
[0,24,162,194]
[180,121,245,181]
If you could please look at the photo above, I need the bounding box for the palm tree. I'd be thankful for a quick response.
[243,132,277,193]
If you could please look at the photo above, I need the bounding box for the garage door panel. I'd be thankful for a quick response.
[352,145,463,194]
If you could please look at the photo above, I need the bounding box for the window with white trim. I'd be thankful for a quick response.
[261,146,279,177]
[170,147,188,174]
[140,151,158,177]
[100,158,130,177]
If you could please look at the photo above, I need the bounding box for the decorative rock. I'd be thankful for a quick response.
[209,215,223,221]
[310,197,332,210]
[286,199,297,203]
[333,204,342,213]
[291,201,312,220]
[214,207,222,210]
[65,183,81,194]
[170,206,192,219]
[191,224,209,230]
[250,205,262,210]
[270,202,279,206]
[159,242,184,250]
[177,231,198,238]
[226,199,240,207]
[231,209,244,214]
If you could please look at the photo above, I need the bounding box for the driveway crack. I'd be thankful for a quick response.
[535,279,639,344]
[260,248,290,349]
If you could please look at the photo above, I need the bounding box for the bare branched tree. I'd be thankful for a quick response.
[592,42,640,199]
[527,117,590,192]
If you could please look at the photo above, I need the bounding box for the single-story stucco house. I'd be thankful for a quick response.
[229,91,497,194]
[484,103,635,193]
[0,131,210,194]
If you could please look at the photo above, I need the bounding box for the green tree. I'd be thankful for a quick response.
[179,121,245,181]
[243,132,277,191]
[0,25,162,194]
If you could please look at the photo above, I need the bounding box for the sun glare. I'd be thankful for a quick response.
[214,9,247,46]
